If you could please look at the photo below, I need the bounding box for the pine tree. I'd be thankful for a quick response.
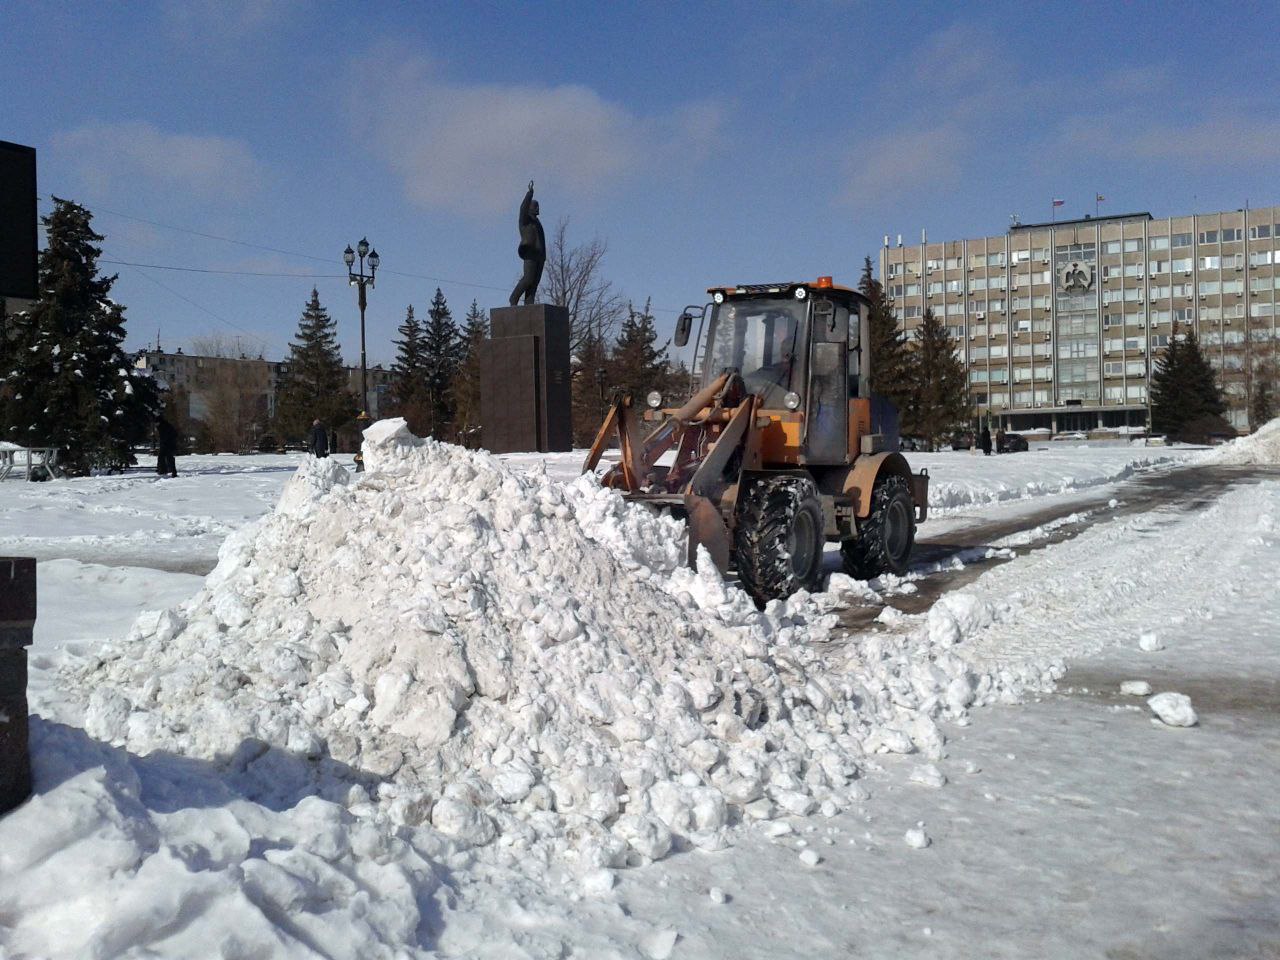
[0,197,157,474]
[389,305,429,433]
[1250,361,1276,431]
[608,298,670,403]
[421,288,463,438]
[274,288,354,441]
[1150,323,1228,441]
[571,326,612,447]
[450,300,488,447]
[859,256,912,414]
[901,307,969,449]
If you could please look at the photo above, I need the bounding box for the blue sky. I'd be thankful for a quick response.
[3,1,1278,368]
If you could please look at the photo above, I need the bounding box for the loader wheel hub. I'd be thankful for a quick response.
[885,497,912,562]
[787,509,820,578]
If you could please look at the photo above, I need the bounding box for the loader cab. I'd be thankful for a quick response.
[701,280,871,465]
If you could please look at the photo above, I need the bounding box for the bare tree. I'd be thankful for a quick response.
[189,334,259,359]
[184,334,270,451]
[540,218,627,356]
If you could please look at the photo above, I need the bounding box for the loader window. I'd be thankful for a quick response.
[704,298,808,407]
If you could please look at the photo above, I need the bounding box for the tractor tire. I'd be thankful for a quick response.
[734,475,825,606]
[841,473,915,580]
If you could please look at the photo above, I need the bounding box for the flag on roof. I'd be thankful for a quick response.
[1096,193,1106,202]
[1052,198,1065,207]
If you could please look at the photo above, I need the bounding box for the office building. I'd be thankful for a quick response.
[880,205,1280,434]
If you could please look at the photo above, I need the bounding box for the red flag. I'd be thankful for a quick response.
[1052,198,1065,207]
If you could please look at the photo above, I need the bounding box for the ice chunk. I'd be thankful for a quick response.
[904,827,931,849]
[1119,680,1152,696]
[1148,692,1198,727]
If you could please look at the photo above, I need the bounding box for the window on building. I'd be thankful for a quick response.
[1015,319,1032,333]
[1199,255,1220,270]
[905,283,920,295]
[1171,257,1193,272]
[1127,384,1147,400]
[945,256,962,270]
[988,298,1005,311]
[1149,236,1170,251]
[1150,284,1171,299]
[988,275,1007,290]
[1172,307,1194,323]
[987,253,1006,267]
[1198,280,1221,296]
[905,305,922,318]
[945,279,962,293]
[927,281,943,294]
[1199,230,1219,244]
[1124,262,1143,278]
[946,301,965,316]
[990,322,1008,335]
[1014,343,1032,357]
[1172,283,1193,297]
[1222,253,1243,269]
[1150,309,1171,324]
[1250,302,1275,318]
[1103,240,1122,255]
[990,368,1009,384]
[1127,361,1146,377]
[1124,238,1143,252]
[1124,288,1142,302]
[1172,233,1193,247]
[1148,260,1169,274]
[1222,279,1243,295]
[1249,250,1274,267]
[1220,228,1241,243]
[1249,224,1271,240]
[970,369,989,383]
[1011,250,1030,264]
[969,276,987,292]
[926,258,941,271]
[1152,334,1170,347]
[1104,361,1124,376]
[1105,385,1125,401]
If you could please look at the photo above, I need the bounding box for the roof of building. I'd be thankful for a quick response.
[1010,212,1153,233]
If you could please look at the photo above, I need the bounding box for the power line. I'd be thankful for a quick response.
[124,265,277,352]
[38,193,688,314]
[102,258,345,279]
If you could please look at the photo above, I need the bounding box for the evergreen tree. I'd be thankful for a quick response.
[1250,362,1276,431]
[421,287,463,438]
[274,288,354,441]
[571,325,612,447]
[0,197,157,474]
[389,304,429,433]
[1149,323,1227,441]
[859,256,912,414]
[901,307,969,449]
[608,298,670,402]
[450,300,488,447]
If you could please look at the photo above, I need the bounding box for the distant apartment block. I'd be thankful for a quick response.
[133,349,393,423]
[879,206,1280,434]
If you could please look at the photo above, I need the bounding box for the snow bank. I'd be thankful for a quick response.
[1199,417,1280,466]
[66,419,1031,869]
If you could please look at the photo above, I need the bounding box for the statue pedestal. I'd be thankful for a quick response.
[0,557,35,815]
[480,304,572,453]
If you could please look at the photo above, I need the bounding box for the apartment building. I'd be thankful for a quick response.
[133,349,393,424]
[879,205,1280,434]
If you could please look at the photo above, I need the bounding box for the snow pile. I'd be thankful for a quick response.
[1199,417,1280,465]
[67,419,1034,867]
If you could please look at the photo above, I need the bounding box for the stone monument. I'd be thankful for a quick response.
[481,182,571,453]
[0,557,35,814]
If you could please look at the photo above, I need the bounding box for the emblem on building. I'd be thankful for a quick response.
[1057,260,1094,294]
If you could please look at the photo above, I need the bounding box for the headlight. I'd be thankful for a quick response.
[794,286,807,300]
[712,291,725,304]
[783,391,802,410]
[646,390,663,409]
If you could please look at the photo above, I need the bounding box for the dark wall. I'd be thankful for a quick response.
[480,304,572,453]
[0,142,38,301]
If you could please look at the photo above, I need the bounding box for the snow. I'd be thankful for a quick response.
[1200,415,1280,465]
[1119,680,1152,696]
[1,423,1277,957]
[1147,692,1199,727]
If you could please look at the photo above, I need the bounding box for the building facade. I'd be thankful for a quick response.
[134,349,393,427]
[880,205,1280,434]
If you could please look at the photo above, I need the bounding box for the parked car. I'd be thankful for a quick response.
[949,432,973,451]
[998,432,1029,453]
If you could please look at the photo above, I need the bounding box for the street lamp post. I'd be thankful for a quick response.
[343,238,379,424]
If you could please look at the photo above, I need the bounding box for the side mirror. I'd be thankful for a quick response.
[674,312,693,347]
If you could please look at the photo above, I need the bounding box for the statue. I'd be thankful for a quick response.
[509,180,546,306]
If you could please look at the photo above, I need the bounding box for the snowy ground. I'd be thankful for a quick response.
[1,435,1276,958]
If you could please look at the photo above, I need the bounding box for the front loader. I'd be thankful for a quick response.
[584,277,929,606]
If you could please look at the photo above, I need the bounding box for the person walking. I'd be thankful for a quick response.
[980,425,992,456]
[995,427,1006,454]
[156,416,178,478]
[310,418,329,458]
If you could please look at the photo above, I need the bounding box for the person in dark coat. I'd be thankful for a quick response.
[980,426,992,456]
[156,417,178,478]
[995,427,1006,453]
[310,419,329,458]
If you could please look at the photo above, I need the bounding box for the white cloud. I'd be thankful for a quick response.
[55,121,263,202]
[161,0,299,42]
[841,123,969,206]
[349,47,725,218]
[1062,115,1280,167]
